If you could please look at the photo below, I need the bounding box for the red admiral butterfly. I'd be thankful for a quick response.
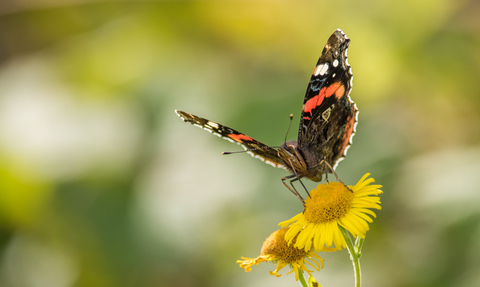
[176,29,357,203]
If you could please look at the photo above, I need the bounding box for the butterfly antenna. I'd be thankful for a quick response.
[222,146,271,155]
[222,150,247,155]
[284,114,294,143]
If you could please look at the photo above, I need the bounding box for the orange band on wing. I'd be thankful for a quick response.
[334,83,345,99]
[303,82,342,115]
[340,114,355,154]
[229,134,253,143]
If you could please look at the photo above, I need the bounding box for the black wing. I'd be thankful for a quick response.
[175,110,287,169]
[298,29,358,168]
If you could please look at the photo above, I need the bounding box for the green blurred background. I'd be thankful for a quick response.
[1,1,479,286]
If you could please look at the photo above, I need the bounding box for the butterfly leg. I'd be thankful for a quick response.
[281,174,305,204]
[319,159,353,192]
[297,178,311,197]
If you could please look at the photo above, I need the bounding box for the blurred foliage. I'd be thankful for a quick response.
[0,1,479,287]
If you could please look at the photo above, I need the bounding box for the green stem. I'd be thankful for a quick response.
[355,236,365,259]
[298,270,308,287]
[340,226,361,287]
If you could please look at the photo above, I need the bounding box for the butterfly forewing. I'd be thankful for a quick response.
[175,110,286,169]
[298,29,357,171]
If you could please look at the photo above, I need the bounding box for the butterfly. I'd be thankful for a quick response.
[175,29,357,203]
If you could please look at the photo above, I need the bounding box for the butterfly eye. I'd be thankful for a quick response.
[286,145,296,153]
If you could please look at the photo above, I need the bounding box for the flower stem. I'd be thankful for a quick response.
[298,271,308,287]
[355,236,365,259]
[340,226,362,287]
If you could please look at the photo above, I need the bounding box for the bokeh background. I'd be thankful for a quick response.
[1,1,480,286]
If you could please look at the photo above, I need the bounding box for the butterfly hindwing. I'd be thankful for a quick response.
[175,110,286,169]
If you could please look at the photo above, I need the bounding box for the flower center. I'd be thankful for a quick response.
[261,228,307,263]
[303,182,354,223]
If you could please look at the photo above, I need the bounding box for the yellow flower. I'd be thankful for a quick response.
[237,227,335,281]
[280,173,382,252]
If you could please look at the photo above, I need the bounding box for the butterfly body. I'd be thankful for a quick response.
[277,141,322,182]
[175,29,357,202]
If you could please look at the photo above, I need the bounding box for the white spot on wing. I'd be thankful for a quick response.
[314,63,329,76]
[344,49,350,68]
[208,121,219,129]
[333,59,339,67]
